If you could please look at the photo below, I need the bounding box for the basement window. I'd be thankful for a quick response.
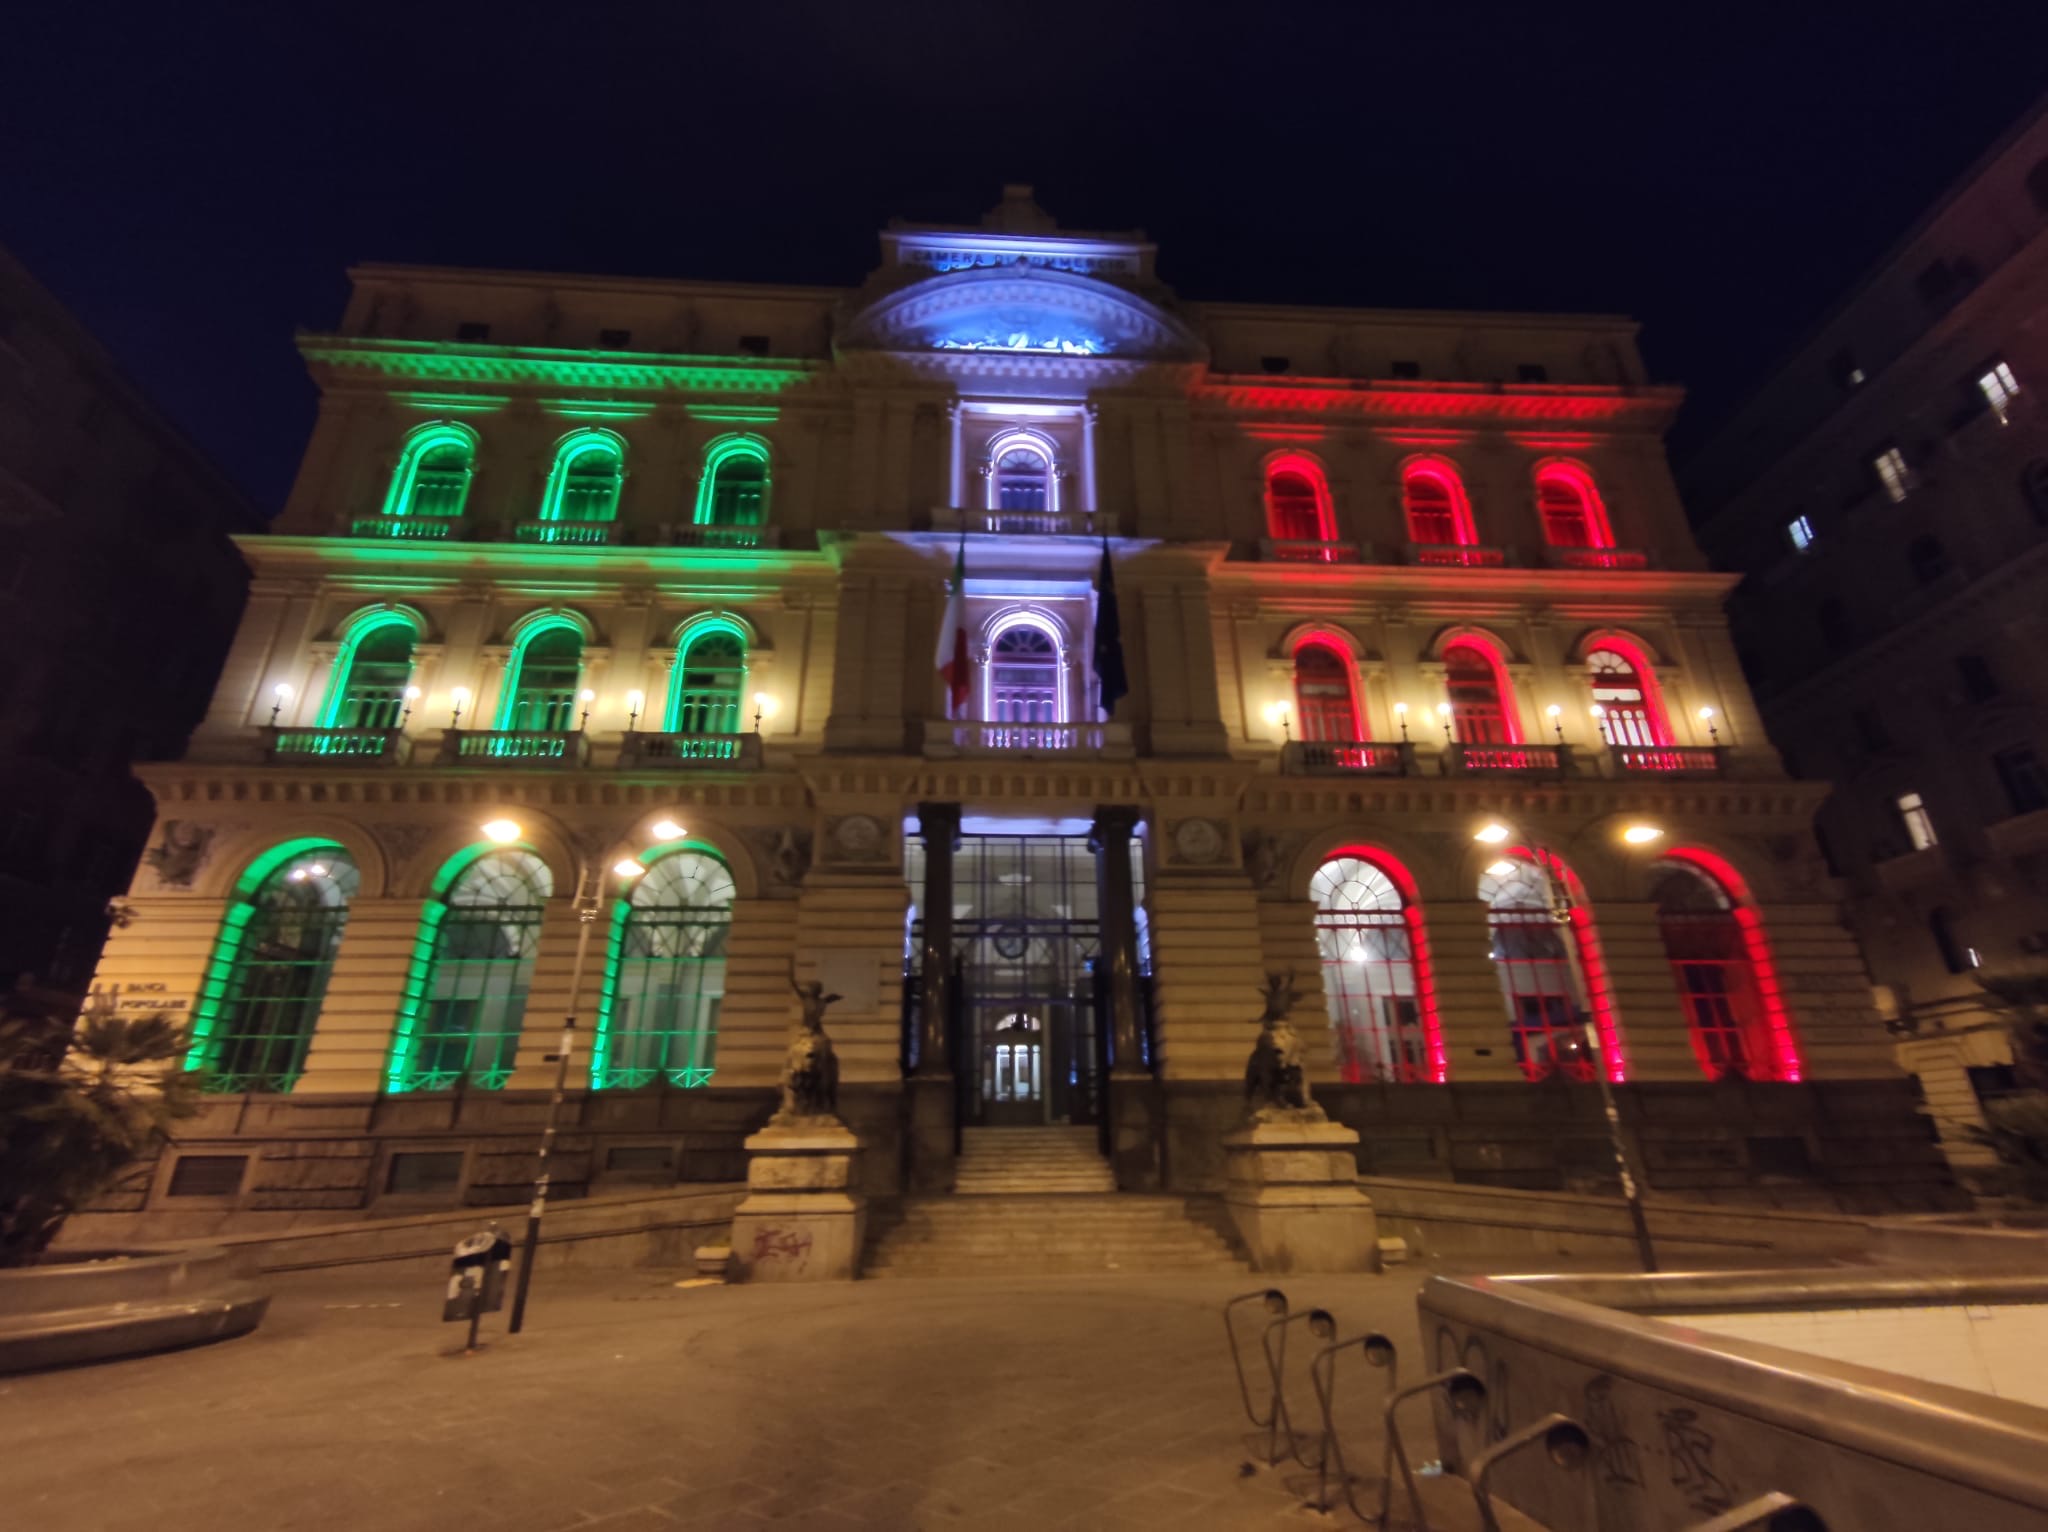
[385,1151,464,1196]
[167,1155,249,1198]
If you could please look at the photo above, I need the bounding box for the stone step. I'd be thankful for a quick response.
[862,1192,1249,1277]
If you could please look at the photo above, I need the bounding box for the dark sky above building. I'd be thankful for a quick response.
[4,2,2046,512]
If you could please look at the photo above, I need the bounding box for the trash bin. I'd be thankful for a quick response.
[443,1228,514,1347]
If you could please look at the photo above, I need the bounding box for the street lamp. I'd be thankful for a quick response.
[268,683,293,725]
[1472,816,1664,1272]
[506,815,688,1335]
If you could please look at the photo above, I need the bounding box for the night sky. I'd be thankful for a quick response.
[5,2,2046,513]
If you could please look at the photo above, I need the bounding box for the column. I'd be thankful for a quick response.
[914,801,960,1077]
[1091,804,1145,1074]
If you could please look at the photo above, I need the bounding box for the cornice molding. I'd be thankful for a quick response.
[298,334,822,395]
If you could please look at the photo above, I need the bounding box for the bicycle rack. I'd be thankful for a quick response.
[1223,1288,1289,1431]
[1379,1367,1488,1530]
[1260,1306,1338,1469]
[1305,1329,1397,1520]
[1467,1413,1590,1532]
[1684,1494,1827,1532]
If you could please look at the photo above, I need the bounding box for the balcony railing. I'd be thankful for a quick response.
[1548,546,1650,571]
[349,515,463,541]
[512,519,622,546]
[1261,538,1364,564]
[662,522,780,550]
[1447,742,1570,776]
[931,505,1101,536]
[618,731,764,768]
[263,727,411,763]
[1280,740,1412,776]
[438,729,590,766]
[1408,542,1507,568]
[924,719,1134,757]
[1611,745,1724,777]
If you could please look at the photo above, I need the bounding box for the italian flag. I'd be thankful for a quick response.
[935,535,971,717]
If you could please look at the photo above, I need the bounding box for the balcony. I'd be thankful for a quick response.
[349,515,464,541]
[1279,740,1412,776]
[1610,745,1724,778]
[512,519,622,546]
[931,505,1101,536]
[1447,742,1570,777]
[264,727,411,763]
[1260,539,1365,564]
[923,719,1134,758]
[618,731,764,769]
[1547,546,1650,571]
[438,729,590,766]
[663,522,781,550]
[1407,542,1507,568]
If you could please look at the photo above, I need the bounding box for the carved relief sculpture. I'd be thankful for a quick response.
[142,821,214,889]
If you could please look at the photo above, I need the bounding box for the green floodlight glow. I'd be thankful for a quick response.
[545,398,655,420]
[494,616,589,732]
[589,839,730,1090]
[395,392,509,414]
[242,532,797,578]
[692,434,771,529]
[664,617,750,732]
[687,405,781,424]
[297,336,817,395]
[537,428,626,526]
[317,609,422,728]
[379,422,479,521]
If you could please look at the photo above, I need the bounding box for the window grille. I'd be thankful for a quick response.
[1479,858,1592,1082]
[595,851,732,1088]
[394,850,550,1091]
[1312,857,1429,1083]
[1588,649,1664,748]
[986,625,1062,744]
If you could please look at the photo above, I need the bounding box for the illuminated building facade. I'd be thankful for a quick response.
[88,188,1951,1232]
[1689,101,2048,1183]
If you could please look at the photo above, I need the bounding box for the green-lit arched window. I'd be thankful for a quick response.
[669,626,746,734]
[324,617,418,730]
[384,424,477,521]
[696,438,770,528]
[593,849,733,1088]
[500,624,584,732]
[387,848,553,1092]
[541,432,625,524]
[187,844,359,1093]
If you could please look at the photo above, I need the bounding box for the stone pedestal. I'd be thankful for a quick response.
[728,1121,865,1283]
[1221,1120,1380,1274]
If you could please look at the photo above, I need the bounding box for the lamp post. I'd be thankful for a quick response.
[1436,701,1454,747]
[400,686,421,728]
[268,683,292,725]
[1395,701,1410,741]
[577,689,596,731]
[1265,700,1292,742]
[502,814,687,1334]
[1546,703,1564,744]
[1697,705,1720,744]
[450,686,470,729]
[625,689,644,732]
[752,691,778,735]
[1474,817,1664,1272]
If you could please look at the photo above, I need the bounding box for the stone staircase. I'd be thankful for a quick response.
[863,1126,1249,1277]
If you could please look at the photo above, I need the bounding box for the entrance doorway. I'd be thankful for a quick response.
[905,827,1148,1128]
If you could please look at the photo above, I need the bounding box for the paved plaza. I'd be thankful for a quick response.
[0,1261,1551,1532]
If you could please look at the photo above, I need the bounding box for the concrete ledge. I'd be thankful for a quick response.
[0,1246,270,1374]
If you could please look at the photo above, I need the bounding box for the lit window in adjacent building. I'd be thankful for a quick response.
[1897,792,1938,851]
[594,849,733,1090]
[1587,646,1670,748]
[1311,853,1441,1084]
[1873,446,1913,504]
[1994,746,2048,818]
[1786,514,1815,552]
[669,626,747,734]
[1980,360,2020,423]
[1292,641,1361,742]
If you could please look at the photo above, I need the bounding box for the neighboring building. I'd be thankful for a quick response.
[0,243,253,1009]
[1687,100,2048,1180]
[86,187,1949,1236]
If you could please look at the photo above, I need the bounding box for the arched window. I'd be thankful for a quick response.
[1403,460,1476,546]
[187,843,358,1093]
[1908,535,1951,586]
[669,626,747,734]
[387,848,552,1092]
[1293,641,1361,741]
[382,424,477,521]
[986,621,1063,738]
[321,615,418,730]
[540,431,625,524]
[1444,641,1517,744]
[500,624,584,732]
[2023,459,2048,525]
[1264,457,1335,544]
[1656,850,1801,1082]
[594,849,734,1089]
[1587,645,1670,748]
[1312,852,1444,1083]
[1479,852,1623,1083]
[988,434,1055,517]
[696,437,770,527]
[1534,462,1613,549]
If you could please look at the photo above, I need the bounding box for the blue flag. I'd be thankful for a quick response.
[1092,539,1128,720]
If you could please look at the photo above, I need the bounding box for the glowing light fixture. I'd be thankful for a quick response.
[1474,823,1511,845]
[752,690,779,733]
[480,818,522,844]
[401,685,422,727]
[578,688,596,729]
[650,818,687,842]
[268,682,293,725]
[626,689,645,730]
[612,858,646,880]
[1622,824,1665,845]
[1545,702,1564,743]
[1485,858,1518,878]
[450,685,471,728]
[1697,704,1721,744]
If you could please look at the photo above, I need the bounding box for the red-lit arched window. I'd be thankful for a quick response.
[1293,641,1361,741]
[1654,851,1801,1083]
[1535,462,1614,550]
[1443,641,1518,744]
[1402,459,1477,547]
[1587,644,1672,748]
[1265,456,1335,545]
[1479,850,1625,1083]
[1311,850,1447,1083]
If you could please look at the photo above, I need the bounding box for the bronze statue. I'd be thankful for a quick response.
[1243,971,1325,1123]
[773,977,843,1124]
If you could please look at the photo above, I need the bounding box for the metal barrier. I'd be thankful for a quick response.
[1223,1288,1289,1433]
[1686,1496,1827,1532]
[1468,1414,1589,1532]
[1382,1368,1487,1529]
[1260,1307,1337,1469]
[1305,1328,1397,1521]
